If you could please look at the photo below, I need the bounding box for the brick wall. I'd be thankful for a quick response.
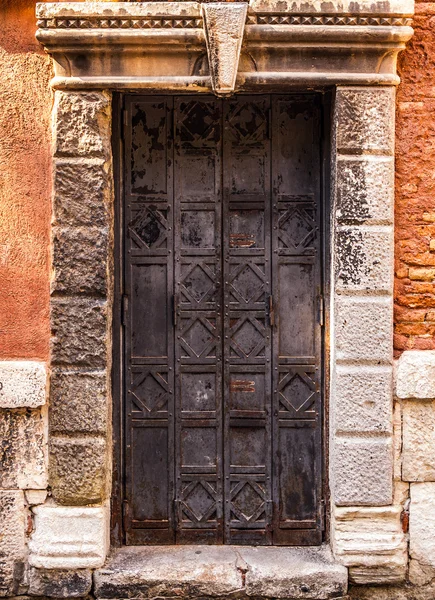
[395,4,435,356]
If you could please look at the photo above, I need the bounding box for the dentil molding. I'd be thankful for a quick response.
[36,0,414,93]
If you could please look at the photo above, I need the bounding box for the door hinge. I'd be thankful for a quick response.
[121,294,129,327]
[269,295,275,327]
[172,107,176,140]
[319,499,326,531]
[318,295,325,327]
[121,107,128,139]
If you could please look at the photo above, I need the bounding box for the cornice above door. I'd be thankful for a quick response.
[36,0,414,92]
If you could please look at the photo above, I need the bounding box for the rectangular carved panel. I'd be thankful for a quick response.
[271,96,323,545]
[124,97,175,544]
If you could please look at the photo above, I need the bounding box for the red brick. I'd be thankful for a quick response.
[394,307,427,322]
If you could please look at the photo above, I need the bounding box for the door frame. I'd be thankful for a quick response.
[34,1,407,573]
[110,91,332,546]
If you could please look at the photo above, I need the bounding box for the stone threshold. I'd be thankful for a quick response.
[94,544,348,600]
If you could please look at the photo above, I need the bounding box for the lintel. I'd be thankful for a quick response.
[36,0,414,92]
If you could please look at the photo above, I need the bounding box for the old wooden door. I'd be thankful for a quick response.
[122,95,324,545]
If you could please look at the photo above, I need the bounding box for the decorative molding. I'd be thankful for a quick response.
[36,1,414,90]
[37,14,412,29]
[249,14,413,25]
[37,17,203,29]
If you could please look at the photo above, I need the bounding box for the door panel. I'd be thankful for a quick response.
[271,97,322,545]
[123,95,324,545]
[223,96,272,544]
[174,98,224,543]
[124,97,175,544]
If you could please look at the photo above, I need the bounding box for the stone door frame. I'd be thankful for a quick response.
[28,0,414,583]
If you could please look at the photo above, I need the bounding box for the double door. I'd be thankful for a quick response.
[122,95,324,545]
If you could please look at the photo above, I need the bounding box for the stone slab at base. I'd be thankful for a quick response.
[29,505,109,569]
[94,545,348,600]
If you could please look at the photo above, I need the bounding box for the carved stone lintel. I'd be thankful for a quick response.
[201,3,247,96]
[35,2,414,92]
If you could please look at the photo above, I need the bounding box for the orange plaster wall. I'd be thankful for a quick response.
[395,3,435,355]
[0,0,52,360]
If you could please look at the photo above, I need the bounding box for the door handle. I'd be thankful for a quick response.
[269,295,275,328]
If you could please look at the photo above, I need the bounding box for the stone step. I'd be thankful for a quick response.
[94,544,348,600]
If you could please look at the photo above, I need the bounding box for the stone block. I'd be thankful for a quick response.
[53,92,111,158]
[53,160,110,228]
[94,546,243,599]
[334,505,407,585]
[0,361,46,409]
[402,401,435,482]
[51,298,108,368]
[335,157,394,225]
[0,408,47,489]
[49,437,107,505]
[409,482,435,585]
[395,350,435,399]
[335,296,393,364]
[335,227,393,294]
[25,490,48,506]
[335,87,395,155]
[95,545,348,600]
[240,546,348,599]
[393,481,409,506]
[333,438,393,505]
[50,370,108,435]
[0,491,25,597]
[28,567,92,598]
[29,504,109,569]
[52,227,108,296]
[333,366,392,434]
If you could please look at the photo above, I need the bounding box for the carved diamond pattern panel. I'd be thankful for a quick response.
[180,315,218,360]
[180,261,218,307]
[278,204,316,254]
[180,479,218,526]
[231,479,266,524]
[227,102,268,143]
[130,369,169,417]
[129,206,169,250]
[229,262,266,307]
[278,368,316,418]
[178,100,221,146]
[124,94,323,545]
[230,315,266,360]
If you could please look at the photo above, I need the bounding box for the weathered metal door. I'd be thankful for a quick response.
[122,95,323,545]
